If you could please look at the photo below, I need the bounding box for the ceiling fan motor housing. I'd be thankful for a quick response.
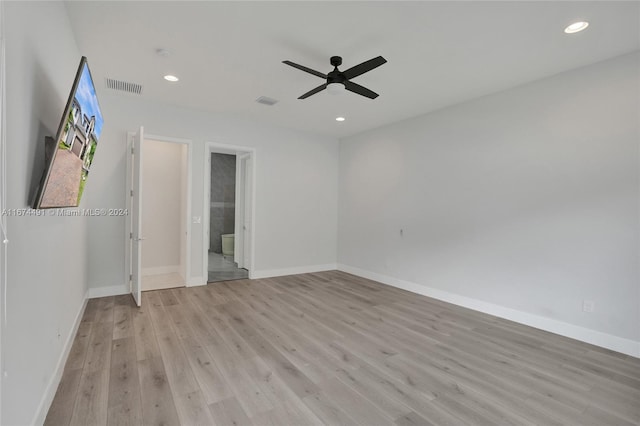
[327,71,346,85]
[328,56,346,85]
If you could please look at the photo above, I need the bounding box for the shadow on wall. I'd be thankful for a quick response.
[210,153,236,253]
[29,59,63,206]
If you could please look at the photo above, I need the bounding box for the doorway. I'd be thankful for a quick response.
[203,143,255,283]
[126,129,192,304]
[140,138,189,290]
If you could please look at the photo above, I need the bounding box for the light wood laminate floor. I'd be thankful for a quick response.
[45,271,640,426]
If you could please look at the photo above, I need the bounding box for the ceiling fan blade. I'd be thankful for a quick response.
[299,83,328,99]
[283,60,327,79]
[344,81,379,99]
[342,56,387,80]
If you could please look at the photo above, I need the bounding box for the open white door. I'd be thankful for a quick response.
[242,156,252,269]
[234,154,247,269]
[130,127,144,306]
[233,154,252,270]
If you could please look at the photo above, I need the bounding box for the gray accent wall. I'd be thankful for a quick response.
[210,153,236,253]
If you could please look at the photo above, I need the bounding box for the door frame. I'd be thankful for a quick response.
[234,153,250,269]
[203,142,256,281]
[125,132,193,298]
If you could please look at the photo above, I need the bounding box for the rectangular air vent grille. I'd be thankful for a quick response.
[256,96,278,106]
[105,78,143,95]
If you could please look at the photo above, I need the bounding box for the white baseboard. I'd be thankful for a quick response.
[141,265,179,276]
[337,264,640,358]
[187,277,207,287]
[88,284,129,299]
[32,292,88,426]
[251,263,338,280]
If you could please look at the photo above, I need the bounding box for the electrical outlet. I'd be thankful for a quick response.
[583,300,595,313]
[192,216,201,224]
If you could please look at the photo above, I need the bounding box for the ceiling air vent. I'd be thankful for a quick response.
[105,77,143,95]
[256,96,278,106]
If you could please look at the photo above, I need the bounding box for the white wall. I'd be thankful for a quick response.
[141,139,184,274]
[2,2,88,425]
[339,52,640,354]
[85,95,339,290]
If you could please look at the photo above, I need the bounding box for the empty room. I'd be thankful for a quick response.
[0,1,638,425]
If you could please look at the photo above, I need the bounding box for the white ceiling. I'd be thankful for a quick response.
[65,1,640,139]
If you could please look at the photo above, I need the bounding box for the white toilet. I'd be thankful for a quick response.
[221,234,234,257]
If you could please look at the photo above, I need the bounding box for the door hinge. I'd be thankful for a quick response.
[131,146,134,154]
[129,232,133,239]
[129,274,132,281]
[130,190,134,196]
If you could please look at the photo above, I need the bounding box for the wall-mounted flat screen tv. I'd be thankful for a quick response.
[33,56,103,209]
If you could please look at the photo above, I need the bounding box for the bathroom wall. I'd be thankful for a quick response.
[210,153,236,253]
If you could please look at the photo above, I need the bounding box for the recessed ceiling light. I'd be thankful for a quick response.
[164,75,179,82]
[564,21,589,34]
[335,117,346,122]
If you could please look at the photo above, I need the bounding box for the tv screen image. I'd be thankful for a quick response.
[34,57,103,208]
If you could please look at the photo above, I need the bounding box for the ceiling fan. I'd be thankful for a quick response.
[282,55,387,100]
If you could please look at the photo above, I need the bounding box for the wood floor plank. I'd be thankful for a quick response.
[247,310,339,383]
[155,331,200,396]
[94,296,115,324]
[64,321,93,371]
[47,271,640,426]
[319,376,394,425]
[69,368,109,426]
[81,298,100,323]
[342,363,470,426]
[159,288,180,307]
[395,411,435,426]
[208,397,253,426]
[147,295,176,337]
[240,355,323,425]
[587,384,640,423]
[244,331,319,398]
[174,390,216,426]
[580,404,639,426]
[261,397,325,426]
[334,367,413,421]
[180,337,233,405]
[186,293,254,357]
[44,368,83,426]
[107,337,142,426]
[208,341,275,417]
[302,391,360,426]
[83,320,113,373]
[131,305,161,361]
[112,304,133,340]
[137,356,180,426]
